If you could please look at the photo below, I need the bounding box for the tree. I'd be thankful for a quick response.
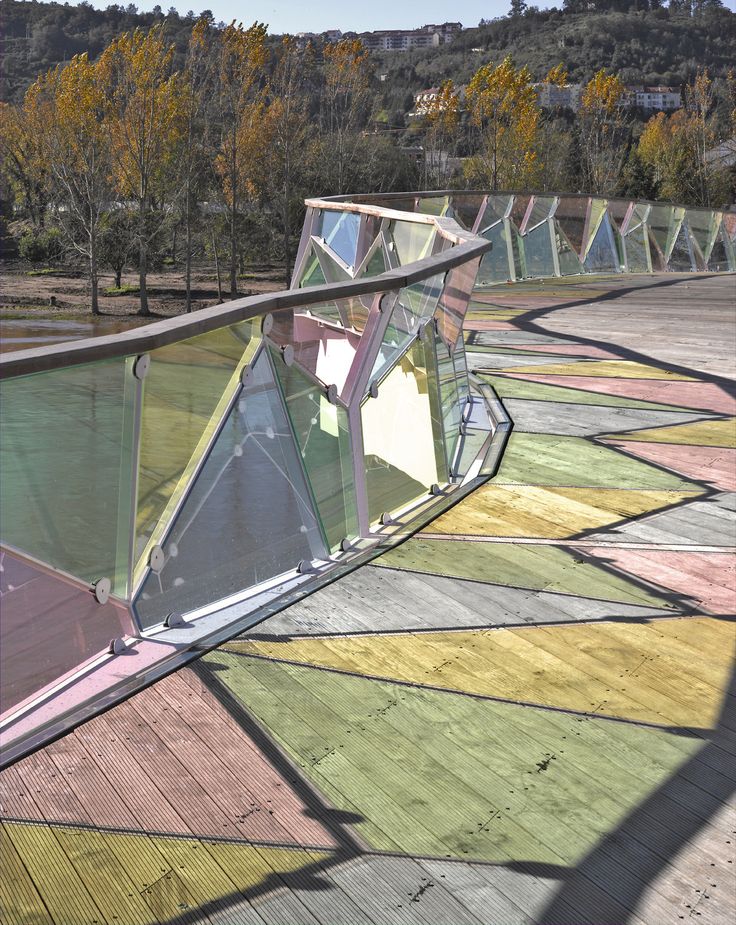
[509,0,528,16]
[214,21,269,298]
[0,85,52,230]
[99,25,185,315]
[464,55,543,190]
[41,54,112,314]
[422,80,461,189]
[578,69,629,195]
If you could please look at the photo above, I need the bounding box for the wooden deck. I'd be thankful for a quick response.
[1,272,735,925]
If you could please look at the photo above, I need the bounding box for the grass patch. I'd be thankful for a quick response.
[24,268,60,277]
[104,284,139,296]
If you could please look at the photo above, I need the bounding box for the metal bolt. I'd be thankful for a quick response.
[261,313,274,335]
[381,512,393,525]
[109,637,127,655]
[282,344,295,366]
[164,612,185,628]
[369,380,379,399]
[340,538,352,552]
[149,545,165,574]
[240,364,253,387]
[326,383,338,404]
[133,354,150,380]
[430,484,443,496]
[93,577,111,605]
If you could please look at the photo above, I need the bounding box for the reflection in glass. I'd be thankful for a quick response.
[390,220,435,265]
[317,210,361,268]
[272,356,358,551]
[584,215,619,272]
[478,222,512,285]
[136,322,258,577]
[524,222,555,277]
[362,337,447,524]
[135,352,325,627]
[0,358,135,594]
[623,223,650,273]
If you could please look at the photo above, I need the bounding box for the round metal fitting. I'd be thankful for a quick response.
[93,577,111,605]
[326,383,338,404]
[340,537,352,553]
[109,637,127,655]
[133,354,150,380]
[165,612,185,628]
[378,293,391,313]
[261,313,274,335]
[240,364,254,387]
[380,512,393,526]
[368,380,379,399]
[297,559,315,575]
[149,545,165,574]
[282,344,295,366]
[430,483,443,496]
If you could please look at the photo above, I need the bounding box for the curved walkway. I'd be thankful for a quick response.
[1,273,734,925]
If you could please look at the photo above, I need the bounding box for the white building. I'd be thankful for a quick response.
[360,22,462,52]
[627,86,682,112]
[533,82,583,111]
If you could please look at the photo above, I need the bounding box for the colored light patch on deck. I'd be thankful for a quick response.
[1,821,328,925]
[603,417,736,448]
[375,538,674,609]
[230,616,733,729]
[580,547,736,615]
[501,343,622,360]
[494,433,699,490]
[503,375,736,415]
[424,486,702,539]
[500,360,695,381]
[605,441,736,492]
[480,373,694,412]
[207,653,703,865]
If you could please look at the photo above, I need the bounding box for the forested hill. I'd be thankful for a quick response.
[1,0,735,106]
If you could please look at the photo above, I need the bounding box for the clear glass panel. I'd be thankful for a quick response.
[299,248,327,287]
[606,198,631,234]
[313,241,351,282]
[524,196,556,232]
[135,352,325,627]
[316,210,361,268]
[390,220,435,265]
[450,193,487,231]
[646,203,674,266]
[584,215,619,272]
[510,223,526,279]
[555,224,584,276]
[436,259,479,350]
[666,207,686,259]
[272,356,358,551]
[435,331,461,470]
[1,546,136,715]
[584,198,607,255]
[668,223,694,271]
[362,338,447,524]
[398,273,445,324]
[706,227,731,271]
[477,222,512,284]
[509,194,532,231]
[268,302,362,394]
[357,237,389,278]
[477,194,514,233]
[0,358,136,594]
[553,196,589,255]
[623,223,650,272]
[523,222,556,277]
[685,209,718,265]
[136,322,258,578]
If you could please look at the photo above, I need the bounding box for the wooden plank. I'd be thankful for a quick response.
[0,823,53,925]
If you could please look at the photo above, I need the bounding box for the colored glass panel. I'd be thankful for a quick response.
[477,222,513,284]
[362,338,447,524]
[554,196,589,256]
[436,259,479,350]
[524,196,556,232]
[584,215,619,272]
[390,220,435,265]
[417,196,449,216]
[135,352,325,627]
[623,223,650,273]
[313,240,351,282]
[523,222,556,277]
[555,224,584,276]
[358,237,389,278]
[299,249,327,287]
[0,547,135,715]
[646,203,674,266]
[272,356,358,551]
[0,358,136,594]
[317,210,360,268]
[136,321,258,579]
[451,193,487,231]
[435,331,462,471]
[668,223,694,271]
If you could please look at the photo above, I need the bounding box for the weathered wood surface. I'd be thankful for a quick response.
[1,273,734,925]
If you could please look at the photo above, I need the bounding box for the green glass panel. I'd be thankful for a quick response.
[554,196,589,256]
[523,222,556,277]
[509,194,532,231]
[450,193,487,231]
[135,351,325,627]
[299,250,327,287]
[645,203,673,265]
[0,358,136,595]
[317,210,360,268]
[390,220,435,265]
[477,194,513,233]
[477,222,512,284]
[685,209,718,264]
[435,330,461,470]
[524,196,556,232]
[510,223,526,279]
[584,215,619,272]
[136,321,258,580]
[313,241,351,282]
[623,223,650,272]
[362,338,447,524]
[668,223,694,271]
[584,198,607,255]
[272,354,358,552]
[417,196,449,216]
[358,238,389,278]
[606,198,630,234]
[666,207,686,259]
[555,224,584,276]
[706,230,730,271]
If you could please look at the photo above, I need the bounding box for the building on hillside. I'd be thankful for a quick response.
[626,86,682,112]
[533,82,583,111]
[294,29,343,49]
[359,22,462,52]
[410,85,466,118]
[705,137,736,170]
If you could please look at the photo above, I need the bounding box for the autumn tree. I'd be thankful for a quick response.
[464,56,542,190]
[578,69,629,195]
[99,26,184,315]
[263,37,315,278]
[41,54,112,314]
[422,80,461,189]
[0,84,53,230]
[214,21,269,298]
[318,38,373,194]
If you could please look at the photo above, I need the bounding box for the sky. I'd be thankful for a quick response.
[92,2,552,34]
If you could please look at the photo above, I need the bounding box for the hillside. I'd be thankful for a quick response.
[1,1,735,107]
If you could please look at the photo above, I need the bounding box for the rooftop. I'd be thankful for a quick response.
[1,269,734,924]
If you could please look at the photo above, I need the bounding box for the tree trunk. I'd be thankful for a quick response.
[212,229,223,303]
[185,186,192,312]
[90,246,100,316]
[115,267,122,288]
[138,199,150,316]
[229,203,237,298]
